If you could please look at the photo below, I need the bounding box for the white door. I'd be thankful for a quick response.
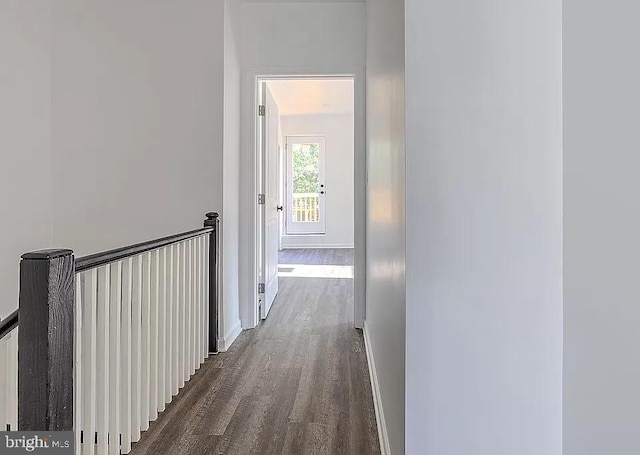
[261,84,280,319]
[286,136,326,234]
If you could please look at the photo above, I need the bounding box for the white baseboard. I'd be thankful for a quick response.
[363,321,391,455]
[240,318,257,330]
[218,319,242,352]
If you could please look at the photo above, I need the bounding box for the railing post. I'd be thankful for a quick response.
[18,249,74,431]
[204,212,219,354]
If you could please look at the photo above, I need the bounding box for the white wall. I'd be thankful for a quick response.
[1,0,242,349]
[280,113,355,249]
[563,2,640,453]
[405,1,563,454]
[238,1,366,328]
[221,0,243,349]
[364,0,406,452]
[240,2,366,71]
[49,0,241,348]
[50,0,225,256]
[49,0,244,349]
[0,1,54,319]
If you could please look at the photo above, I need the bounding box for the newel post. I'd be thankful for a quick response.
[18,249,75,431]
[204,212,220,354]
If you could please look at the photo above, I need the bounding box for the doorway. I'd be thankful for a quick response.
[256,76,357,322]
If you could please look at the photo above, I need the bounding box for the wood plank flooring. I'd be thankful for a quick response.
[130,248,380,455]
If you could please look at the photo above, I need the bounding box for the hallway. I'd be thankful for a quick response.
[130,249,380,454]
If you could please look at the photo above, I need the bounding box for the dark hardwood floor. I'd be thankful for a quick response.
[130,248,380,455]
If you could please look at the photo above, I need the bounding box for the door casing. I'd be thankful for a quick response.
[241,70,366,331]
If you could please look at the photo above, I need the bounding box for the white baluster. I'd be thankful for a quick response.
[167,244,176,401]
[131,256,142,442]
[204,235,210,358]
[120,258,133,454]
[75,277,83,451]
[176,242,181,386]
[0,334,6,430]
[82,270,97,455]
[8,331,17,430]
[179,242,186,388]
[191,238,196,372]
[157,247,166,413]
[0,330,16,431]
[193,238,199,371]
[96,265,111,454]
[195,237,202,368]
[172,243,180,396]
[149,249,159,422]
[108,263,122,455]
[141,253,151,431]
[186,239,193,377]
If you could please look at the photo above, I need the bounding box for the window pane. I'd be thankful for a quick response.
[291,143,319,222]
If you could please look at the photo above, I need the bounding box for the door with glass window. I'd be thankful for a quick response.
[286,136,326,234]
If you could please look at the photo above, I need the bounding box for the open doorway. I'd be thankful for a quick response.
[256,77,356,321]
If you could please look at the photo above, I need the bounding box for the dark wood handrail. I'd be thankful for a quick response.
[75,227,213,273]
[0,308,19,340]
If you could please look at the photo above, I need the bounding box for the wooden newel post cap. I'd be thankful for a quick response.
[21,249,74,260]
[204,212,219,228]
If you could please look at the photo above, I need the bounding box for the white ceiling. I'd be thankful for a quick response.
[266,79,354,116]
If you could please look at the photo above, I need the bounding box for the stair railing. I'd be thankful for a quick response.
[0,212,220,455]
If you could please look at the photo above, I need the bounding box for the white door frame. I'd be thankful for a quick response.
[239,67,366,330]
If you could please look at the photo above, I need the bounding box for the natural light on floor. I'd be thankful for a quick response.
[278,263,354,279]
